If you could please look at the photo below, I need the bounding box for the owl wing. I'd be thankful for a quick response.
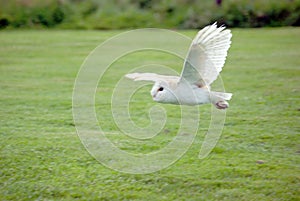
[125,73,179,83]
[179,23,232,87]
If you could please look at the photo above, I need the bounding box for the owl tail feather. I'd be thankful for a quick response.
[211,91,232,101]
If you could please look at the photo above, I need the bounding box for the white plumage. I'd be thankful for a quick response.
[125,23,233,109]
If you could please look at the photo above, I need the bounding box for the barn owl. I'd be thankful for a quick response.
[125,23,232,109]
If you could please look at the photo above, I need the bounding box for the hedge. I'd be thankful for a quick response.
[0,0,299,29]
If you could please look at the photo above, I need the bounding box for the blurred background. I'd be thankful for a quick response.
[0,0,299,30]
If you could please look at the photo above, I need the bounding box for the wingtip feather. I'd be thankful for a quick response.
[125,73,139,80]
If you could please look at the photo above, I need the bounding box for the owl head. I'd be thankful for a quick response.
[150,82,177,104]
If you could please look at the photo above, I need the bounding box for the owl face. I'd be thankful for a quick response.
[150,82,177,103]
[151,83,165,101]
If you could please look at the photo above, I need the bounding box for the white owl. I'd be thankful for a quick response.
[125,23,233,109]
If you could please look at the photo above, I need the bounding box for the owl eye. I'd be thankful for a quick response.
[158,87,164,91]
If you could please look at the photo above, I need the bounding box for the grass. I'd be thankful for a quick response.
[0,27,299,200]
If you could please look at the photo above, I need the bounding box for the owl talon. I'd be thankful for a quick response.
[215,101,229,109]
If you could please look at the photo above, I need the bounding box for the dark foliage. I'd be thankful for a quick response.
[0,0,299,29]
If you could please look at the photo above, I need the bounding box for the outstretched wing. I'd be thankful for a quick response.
[179,22,232,87]
[125,73,179,82]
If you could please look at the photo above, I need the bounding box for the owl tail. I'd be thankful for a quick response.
[210,91,233,109]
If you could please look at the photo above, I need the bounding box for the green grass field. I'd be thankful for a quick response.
[0,27,299,200]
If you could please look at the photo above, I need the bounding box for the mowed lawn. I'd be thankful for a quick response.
[0,27,299,200]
